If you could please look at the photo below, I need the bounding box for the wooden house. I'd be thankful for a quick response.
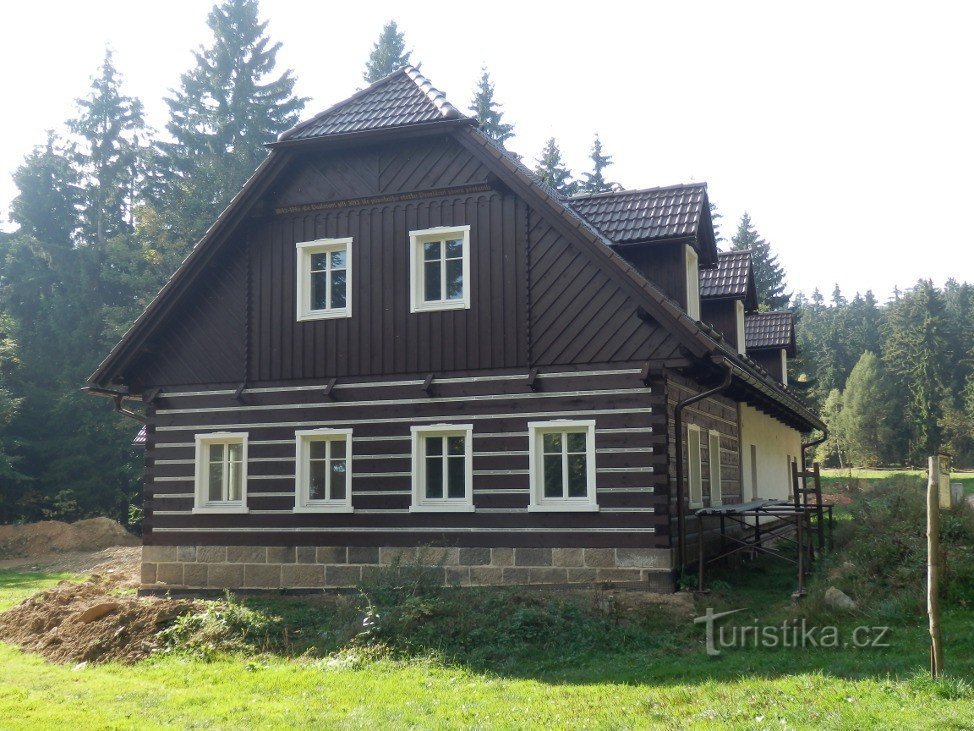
[86,67,824,592]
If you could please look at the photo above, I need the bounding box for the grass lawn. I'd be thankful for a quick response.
[820,468,974,495]
[0,563,972,729]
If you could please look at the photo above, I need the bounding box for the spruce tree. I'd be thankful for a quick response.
[578,134,616,194]
[468,68,514,144]
[730,212,790,310]
[839,351,895,466]
[534,138,576,196]
[363,20,414,83]
[157,0,304,246]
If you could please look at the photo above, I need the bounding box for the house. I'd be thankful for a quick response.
[86,67,824,592]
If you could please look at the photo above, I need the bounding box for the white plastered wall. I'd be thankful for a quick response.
[738,404,802,500]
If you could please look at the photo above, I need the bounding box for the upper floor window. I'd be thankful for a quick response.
[685,244,700,321]
[296,238,352,321]
[193,432,248,514]
[410,424,474,511]
[528,420,598,512]
[409,226,471,312]
[735,300,746,354]
[294,428,353,513]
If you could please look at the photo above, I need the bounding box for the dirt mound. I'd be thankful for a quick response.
[0,546,142,585]
[0,518,139,559]
[0,574,195,664]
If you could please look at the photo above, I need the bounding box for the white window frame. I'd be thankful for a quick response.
[685,244,700,321]
[709,430,723,506]
[735,299,746,354]
[687,425,703,508]
[410,424,474,512]
[780,348,789,386]
[409,225,471,312]
[295,237,353,321]
[193,432,249,514]
[528,420,598,512]
[294,428,354,513]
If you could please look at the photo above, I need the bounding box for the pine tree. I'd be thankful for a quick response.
[578,134,616,194]
[730,212,790,310]
[468,68,514,144]
[363,20,414,83]
[156,0,305,246]
[534,138,576,196]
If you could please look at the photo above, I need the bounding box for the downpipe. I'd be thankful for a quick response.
[674,357,733,573]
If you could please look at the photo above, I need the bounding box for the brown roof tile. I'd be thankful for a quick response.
[745,312,795,351]
[568,184,707,244]
[280,67,463,141]
[700,250,752,299]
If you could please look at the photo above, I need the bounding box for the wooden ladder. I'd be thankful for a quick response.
[791,461,828,561]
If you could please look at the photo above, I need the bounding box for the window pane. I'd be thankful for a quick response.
[423,241,441,261]
[424,261,441,301]
[310,252,328,271]
[208,461,224,502]
[311,271,328,310]
[331,269,347,308]
[445,259,463,300]
[425,436,443,456]
[543,455,563,498]
[447,456,465,499]
[227,460,242,502]
[330,249,346,269]
[309,440,327,460]
[209,443,224,463]
[566,432,586,453]
[330,439,345,459]
[426,457,444,498]
[309,459,328,501]
[330,459,346,500]
[227,443,243,463]
[567,454,587,497]
[447,436,464,456]
[445,238,463,258]
[542,432,561,455]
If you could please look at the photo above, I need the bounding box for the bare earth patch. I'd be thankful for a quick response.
[0,518,139,559]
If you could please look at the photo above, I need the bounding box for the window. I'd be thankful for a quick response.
[685,244,700,321]
[296,238,352,320]
[294,429,353,513]
[709,431,722,506]
[528,420,598,511]
[750,444,759,499]
[687,425,703,508]
[409,226,471,312]
[193,432,248,513]
[735,300,746,354]
[780,348,789,386]
[410,424,474,511]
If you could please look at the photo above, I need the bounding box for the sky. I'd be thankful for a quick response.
[1,1,972,301]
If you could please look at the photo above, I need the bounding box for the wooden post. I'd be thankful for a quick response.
[927,456,944,677]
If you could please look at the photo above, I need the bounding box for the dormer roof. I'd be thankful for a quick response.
[700,250,758,310]
[745,311,796,355]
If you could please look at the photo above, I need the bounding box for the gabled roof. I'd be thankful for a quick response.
[700,250,758,309]
[745,312,795,353]
[280,66,464,141]
[569,184,707,244]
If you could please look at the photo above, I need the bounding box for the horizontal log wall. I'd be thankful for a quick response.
[143,367,670,549]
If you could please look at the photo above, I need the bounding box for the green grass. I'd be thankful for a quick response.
[0,566,972,728]
[821,468,974,494]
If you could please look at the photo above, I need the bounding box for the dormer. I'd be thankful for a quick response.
[569,184,718,319]
[699,250,758,353]
[744,312,796,385]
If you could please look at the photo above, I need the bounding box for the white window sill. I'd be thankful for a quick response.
[292,505,354,514]
[411,299,468,313]
[528,503,600,513]
[297,308,351,322]
[409,503,476,513]
[192,505,250,514]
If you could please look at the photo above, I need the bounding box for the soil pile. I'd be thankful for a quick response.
[0,518,139,559]
[0,574,195,664]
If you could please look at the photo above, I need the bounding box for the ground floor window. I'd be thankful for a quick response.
[193,432,248,513]
[410,424,474,511]
[528,420,598,511]
[687,425,703,508]
[294,428,353,512]
[709,430,722,506]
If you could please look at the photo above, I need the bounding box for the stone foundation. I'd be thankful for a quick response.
[141,545,676,592]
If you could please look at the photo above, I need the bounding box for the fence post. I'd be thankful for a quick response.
[927,455,944,678]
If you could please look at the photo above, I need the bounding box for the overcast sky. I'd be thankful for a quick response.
[2,1,971,300]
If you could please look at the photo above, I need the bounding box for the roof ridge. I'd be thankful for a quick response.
[401,66,462,119]
[569,181,707,201]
